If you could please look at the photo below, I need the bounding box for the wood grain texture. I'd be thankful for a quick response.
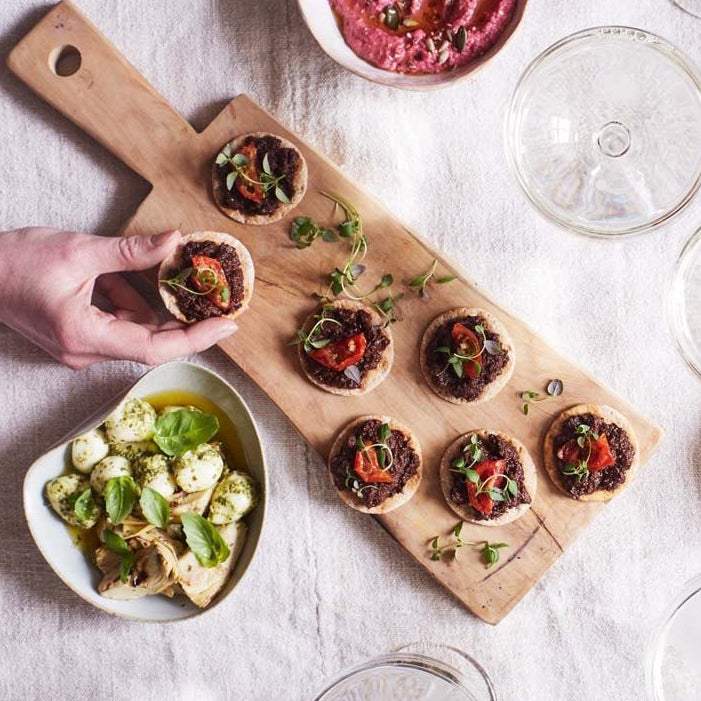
[8,1,663,624]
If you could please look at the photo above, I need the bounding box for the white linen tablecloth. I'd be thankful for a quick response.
[1,1,700,699]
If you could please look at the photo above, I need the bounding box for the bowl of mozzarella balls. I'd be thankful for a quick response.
[24,361,267,621]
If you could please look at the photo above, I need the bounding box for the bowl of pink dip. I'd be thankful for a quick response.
[298,0,529,90]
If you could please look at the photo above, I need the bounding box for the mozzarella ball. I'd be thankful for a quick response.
[90,456,131,495]
[208,471,259,525]
[134,454,176,499]
[109,440,159,461]
[71,428,109,474]
[104,398,156,443]
[46,474,100,528]
[174,444,224,493]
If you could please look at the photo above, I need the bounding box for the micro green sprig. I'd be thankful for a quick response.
[429,522,509,569]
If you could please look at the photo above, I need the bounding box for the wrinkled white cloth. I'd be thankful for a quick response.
[1,1,701,700]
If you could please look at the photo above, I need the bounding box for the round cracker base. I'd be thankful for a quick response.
[212,132,308,225]
[298,300,394,396]
[439,430,537,526]
[158,231,255,324]
[327,415,422,515]
[543,404,640,503]
[420,307,515,406]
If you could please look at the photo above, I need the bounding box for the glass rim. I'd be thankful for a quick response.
[313,644,497,701]
[668,225,701,380]
[644,573,701,700]
[504,25,701,240]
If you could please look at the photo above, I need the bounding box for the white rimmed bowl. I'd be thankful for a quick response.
[23,361,267,622]
[297,0,529,91]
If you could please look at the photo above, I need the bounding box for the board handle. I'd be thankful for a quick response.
[6,1,195,184]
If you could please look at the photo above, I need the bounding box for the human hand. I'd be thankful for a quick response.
[0,227,237,369]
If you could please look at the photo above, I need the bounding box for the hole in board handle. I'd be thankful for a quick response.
[49,45,81,77]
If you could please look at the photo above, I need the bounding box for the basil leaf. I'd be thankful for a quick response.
[103,529,134,583]
[181,512,230,568]
[343,365,361,384]
[139,487,170,528]
[154,409,219,457]
[105,476,137,525]
[275,186,290,204]
[73,488,97,522]
[379,423,391,443]
[465,469,480,484]
[379,274,393,288]
[232,153,248,167]
[484,340,502,355]
[262,152,272,175]
[226,171,237,190]
[215,152,228,165]
[453,521,463,539]
[437,275,457,284]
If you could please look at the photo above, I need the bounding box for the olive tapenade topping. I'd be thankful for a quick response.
[296,302,393,395]
[212,133,307,224]
[163,240,244,322]
[328,418,422,514]
[553,413,635,498]
[421,308,515,405]
[446,433,532,522]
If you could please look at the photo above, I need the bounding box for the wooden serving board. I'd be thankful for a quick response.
[9,1,663,624]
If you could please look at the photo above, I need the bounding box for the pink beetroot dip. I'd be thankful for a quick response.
[329,0,517,75]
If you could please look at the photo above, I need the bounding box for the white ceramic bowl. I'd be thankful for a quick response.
[23,361,267,622]
[297,0,529,90]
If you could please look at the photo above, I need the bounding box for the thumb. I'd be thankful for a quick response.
[90,231,181,274]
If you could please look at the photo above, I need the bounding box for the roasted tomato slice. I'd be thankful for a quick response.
[588,434,615,472]
[467,459,505,516]
[354,447,393,484]
[308,333,367,372]
[190,255,230,311]
[557,439,582,465]
[451,323,482,379]
[234,143,264,204]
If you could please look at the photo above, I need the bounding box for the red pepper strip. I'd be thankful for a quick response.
[190,255,230,311]
[235,144,264,204]
[354,447,393,484]
[451,323,482,379]
[309,333,367,372]
[467,459,506,516]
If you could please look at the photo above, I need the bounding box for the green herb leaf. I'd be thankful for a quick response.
[232,153,249,167]
[154,409,219,458]
[139,487,170,528]
[105,476,138,525]
[437,275,457,284]
[455,25,467,52]
[103,529,134,583]
[73,488,97,523]
[262,152,272,175]
[181,512,230,568]
[215,152,228,166]
[453,521,464,539]
[379,274,394,288]
[322,229,339,243]
[384,4,400,29]
[226,171,237,190]
[379,423,391,443]
[275,185,290,204]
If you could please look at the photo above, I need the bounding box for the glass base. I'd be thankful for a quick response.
[314,643,497,701]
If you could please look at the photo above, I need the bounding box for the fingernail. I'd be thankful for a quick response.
[215,321,238,340]
[149,230,180,246]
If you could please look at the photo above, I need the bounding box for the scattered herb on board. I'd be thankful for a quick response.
[373,290,404,327]
[429,522,509,569]
[154,409,219,457]
[291,306,343,353]
[289,217,339,249]
[450,434,519,501]
[181,512,230,568]
[103,529,134,583]
[139,487,170,528]
[437,324,501,379]
[521,379,564,415]
[104,475,138,525]
[215,147,290,204]
[409,259,457,299]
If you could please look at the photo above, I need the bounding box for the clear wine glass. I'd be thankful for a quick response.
[313,643,497,701]
[671,0,701,18]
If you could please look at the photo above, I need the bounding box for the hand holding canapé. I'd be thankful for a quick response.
[0,227,237,368]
